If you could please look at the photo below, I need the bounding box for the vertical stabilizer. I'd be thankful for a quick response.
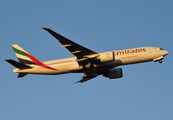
[11,44,58,71]
[12,44,36,64]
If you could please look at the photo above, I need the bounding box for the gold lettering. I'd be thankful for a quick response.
[131,50,135,54]
[138,49,142,53]
[143,48,146,52]
[135,49,138,54]
[116,48,146,56]
[121,51,125,56]
[126,50,129,55]
[116,51,122,56]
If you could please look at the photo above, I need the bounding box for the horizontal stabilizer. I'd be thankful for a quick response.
[76,77,92,83]
[18,73,28,78]
[5,59,32,69]
[76,75,97,83]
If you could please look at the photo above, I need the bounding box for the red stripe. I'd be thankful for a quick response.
[25,52,58,71]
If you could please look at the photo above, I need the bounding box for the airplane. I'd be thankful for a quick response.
[5,28,169,83]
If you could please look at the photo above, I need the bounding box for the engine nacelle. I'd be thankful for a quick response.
[98,51,114,62]
[104,68,123,79]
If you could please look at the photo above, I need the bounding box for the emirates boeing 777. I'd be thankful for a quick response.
[5,28,168,83]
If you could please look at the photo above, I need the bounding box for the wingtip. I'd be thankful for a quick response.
[75,81,81,83]
[42,27,49,30]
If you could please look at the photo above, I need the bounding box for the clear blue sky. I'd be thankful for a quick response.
[0,0,172,120]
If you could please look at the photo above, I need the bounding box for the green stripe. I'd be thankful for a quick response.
[12,46,28,57]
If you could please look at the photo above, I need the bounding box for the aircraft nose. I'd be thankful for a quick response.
[164,50,168,56]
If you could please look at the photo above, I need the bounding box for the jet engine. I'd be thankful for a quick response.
[103,68,123,79]
[97,51,114,62]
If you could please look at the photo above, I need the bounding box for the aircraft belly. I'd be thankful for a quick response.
[69,62,82,72]
[118,52,161,65]
[55,64,73,74]
[116,54,150,65]
[138,52,161,62]
[14,68,56,75]
[13,62,75,75]
[115,55,139,64]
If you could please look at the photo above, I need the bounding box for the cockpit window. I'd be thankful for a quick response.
[160,48,164,50]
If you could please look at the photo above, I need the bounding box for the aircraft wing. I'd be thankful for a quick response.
[43,28,98,60]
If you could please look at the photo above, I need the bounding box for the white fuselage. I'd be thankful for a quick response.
[13,47,168,75]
